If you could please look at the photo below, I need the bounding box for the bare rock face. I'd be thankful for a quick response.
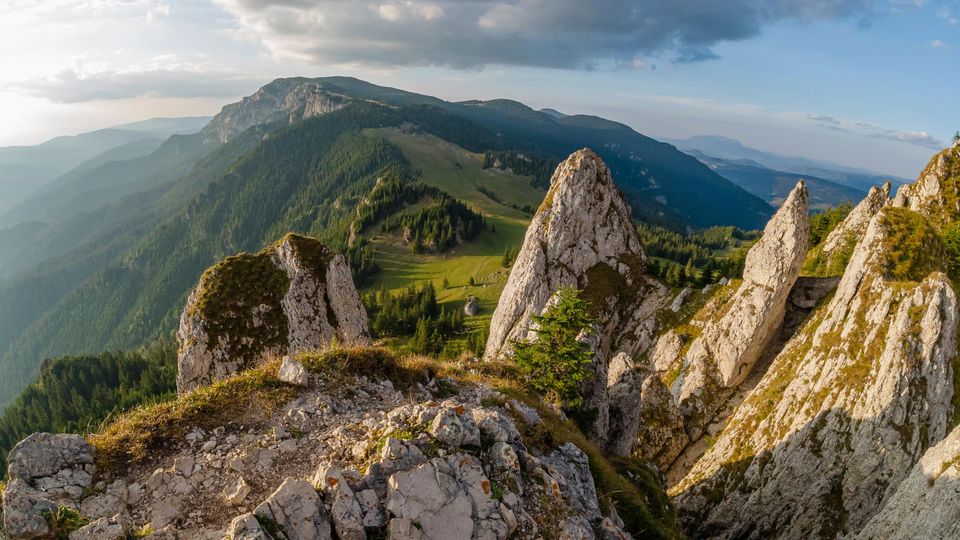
[892,145,960,220]
[856,423,960,540]
[672,205,958,538]
[2,433,95,539]
[201,79,348,144]
[820,182,890,257]
[484,148,668,441]
[657,182,809,443]
[484,148,665,361]
[176,234,370,393]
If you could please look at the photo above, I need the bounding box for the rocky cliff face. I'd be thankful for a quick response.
[819,182,890,259]
[648,182,809,459]
[176,234,370,393]
[856,423,960,540]
[672,202,958,538]
[892,145,960,220]
[201,79,348,144]
[484,148,666,363]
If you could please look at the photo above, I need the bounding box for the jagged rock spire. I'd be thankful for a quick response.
[653,181,809,448]
[483,148,668,443]
[820,181,891,256]
[484,148,664,362]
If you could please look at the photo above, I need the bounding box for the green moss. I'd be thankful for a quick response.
[190,249,290,365]
[578,254,650,320]
[876,207,945,282]
[274,233,335,278]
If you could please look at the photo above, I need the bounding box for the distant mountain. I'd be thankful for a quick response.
[689,151,867,211]
[664,135,909,192]
[539,108,567,119]
[0,117,211,216]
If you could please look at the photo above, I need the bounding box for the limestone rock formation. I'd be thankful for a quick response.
[653,181,809,444]
[176,234,370,393]
[484,148,668,442]
[201,79,348,144]
[820,182,890,258]
[856,423,960,540]
[485,148,665,363]
[672,203,959,538]
[892,145,960,220]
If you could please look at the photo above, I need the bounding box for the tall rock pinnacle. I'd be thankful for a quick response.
[484,148,668,442]
[484,148,666,363]
[652,181,810,448]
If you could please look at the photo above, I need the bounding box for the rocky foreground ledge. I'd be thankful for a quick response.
[1,349,672,539]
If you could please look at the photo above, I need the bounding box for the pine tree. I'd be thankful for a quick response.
[512,287,597,408]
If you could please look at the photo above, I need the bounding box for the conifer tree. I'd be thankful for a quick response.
[512,287,597,408]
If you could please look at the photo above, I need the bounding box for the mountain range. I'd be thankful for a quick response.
[0,76,783,408]
[0,117,209,218]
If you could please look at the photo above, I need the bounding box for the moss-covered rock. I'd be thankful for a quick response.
[176,234,370,393]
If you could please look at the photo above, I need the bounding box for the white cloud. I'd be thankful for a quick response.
[931,39,947,48]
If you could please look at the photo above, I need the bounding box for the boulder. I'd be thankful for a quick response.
[68,514,130,540]
[176,234,370,393]
[277,356,308,387]
[227,513,274,540]
[2,433,95,539]
[254,478,332,540]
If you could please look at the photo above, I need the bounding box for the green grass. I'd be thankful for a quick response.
[360,128,546,326]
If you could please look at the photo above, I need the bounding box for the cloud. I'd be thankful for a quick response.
[212,0,884,69]
[930,39,948,48]
[807,113,943,148]
[13,67,260,103]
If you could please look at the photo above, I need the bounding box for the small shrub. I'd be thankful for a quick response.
[42,506,89,540]
[512,287,597,408]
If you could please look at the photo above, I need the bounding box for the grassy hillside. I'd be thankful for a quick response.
[361,128,544,332]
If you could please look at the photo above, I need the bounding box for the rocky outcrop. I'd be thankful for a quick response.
[804,182,891,277]
[201,79,348,144]
[820,182,890,257]
[892,145,960,220]
[2,360,639,539]
[484,148,668,442]
[2,433,95,539]
[652,181,809,446]
[176,234,370,393]
[672,204,958,538]
[856,423,960,540]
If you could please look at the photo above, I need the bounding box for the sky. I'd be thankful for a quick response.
[0,0,957,177]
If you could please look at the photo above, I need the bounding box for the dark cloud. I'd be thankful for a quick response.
[13,68,261,103]
[214,0,882,69]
